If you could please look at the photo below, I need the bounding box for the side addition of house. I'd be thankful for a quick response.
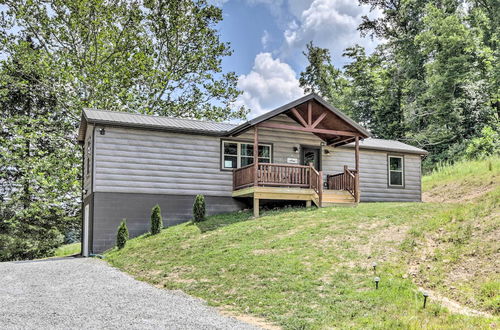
[77,94,427,254]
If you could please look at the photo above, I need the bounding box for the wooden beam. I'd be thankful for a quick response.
[259,122,358,137]
[253,197,259,217]
[354,136,360,203]
[253,126,258,186]
[330,137,355,147]
[311,112,327,128]
[307,102,312,126]
[290,107,308,128]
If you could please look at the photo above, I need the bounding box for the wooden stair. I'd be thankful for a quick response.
[320,190,356,207]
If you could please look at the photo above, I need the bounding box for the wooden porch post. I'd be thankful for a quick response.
[253,126,258,186]
[253,126,259,217]
[355,136,360,203]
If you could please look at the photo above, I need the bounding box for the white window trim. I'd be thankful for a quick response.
[222,141,272,169]
[388,155,404,187]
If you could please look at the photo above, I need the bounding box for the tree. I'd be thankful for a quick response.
[0,0,246,120]
[411,4,495,164]
[150,205,163,235]
[342,45,381,130]
[355,0,497,165]
[299,42,348,111]
[465,125,500,160]
[0,0,244,260]
[0,38,80,261]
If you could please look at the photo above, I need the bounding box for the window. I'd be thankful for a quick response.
[86,140,91,177]
[388,155,404,187]
[222,141,271,169]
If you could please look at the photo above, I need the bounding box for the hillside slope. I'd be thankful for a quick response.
[107,158,499,329]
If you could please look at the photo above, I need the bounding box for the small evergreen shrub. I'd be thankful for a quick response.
[193,194,206,223]
[116,220,129,249]
[150,204,163,235]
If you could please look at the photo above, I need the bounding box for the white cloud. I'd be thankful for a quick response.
[261,30,271,49]
[236,53,304,118]
[282,0,380,65]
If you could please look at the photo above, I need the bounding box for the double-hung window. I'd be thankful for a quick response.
[388,155,404,187]
[222,141,272,169]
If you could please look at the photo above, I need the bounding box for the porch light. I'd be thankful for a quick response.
[99,127,106,135]
[324,149,330,155]
[293,146,299,153]
[374,277,380,289]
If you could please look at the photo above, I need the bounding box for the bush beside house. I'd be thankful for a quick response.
[150,205,163,235]
[116,220,129,249]
[193,195,206,223]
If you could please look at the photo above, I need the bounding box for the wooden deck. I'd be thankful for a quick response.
[233,162,358,216]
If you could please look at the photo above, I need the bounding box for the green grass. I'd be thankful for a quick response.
[106,158,499,329]
[54,242,81,257]
[423,156,499,195]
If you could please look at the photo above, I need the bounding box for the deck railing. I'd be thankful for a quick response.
[233,162,323,198]
[232,163,255,190]
[326,165,357,198]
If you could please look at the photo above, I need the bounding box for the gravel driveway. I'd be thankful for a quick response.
[0,257,258,330]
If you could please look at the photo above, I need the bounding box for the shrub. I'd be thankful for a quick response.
[465,126,500,160]
[193,194,206,222]
[150,204,163,235]
[116,220,129,249]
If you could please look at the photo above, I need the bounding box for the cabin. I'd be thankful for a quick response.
[77,94,427,255]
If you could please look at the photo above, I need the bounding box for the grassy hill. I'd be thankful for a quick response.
[106,158,499,329]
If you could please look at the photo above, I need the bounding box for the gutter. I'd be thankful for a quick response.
[84,119,231,137]
[337,143,428,156]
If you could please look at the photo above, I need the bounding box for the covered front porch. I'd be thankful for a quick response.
[227,94,369,217]
[232,163,358,216]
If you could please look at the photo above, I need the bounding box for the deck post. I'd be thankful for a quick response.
[355,136,360,203]
[306,200,312,208]
[253,197,259,217]
[253,126,258,187]
[318,170,323,205]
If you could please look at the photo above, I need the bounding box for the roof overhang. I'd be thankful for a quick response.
[77,109,231,143]
[226,93,371,146]
[77,112,88,143]
[340,143,428,156]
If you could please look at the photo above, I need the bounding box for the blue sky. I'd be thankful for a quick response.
[214,0,380,118]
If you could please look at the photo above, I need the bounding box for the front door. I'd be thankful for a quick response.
[302,147,320,170]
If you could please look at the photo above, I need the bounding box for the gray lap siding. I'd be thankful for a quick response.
[93,115,423,201]
[88,114,423,252]
[322,148,422,202]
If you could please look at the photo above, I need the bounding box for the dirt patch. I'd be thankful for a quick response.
[423,180,497,203]
[251,248,291,255]
[353,222,409,262]
[417,287,494,318]
[406,214,500,315]
[156,266,197,285]
[219,308,281,330]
